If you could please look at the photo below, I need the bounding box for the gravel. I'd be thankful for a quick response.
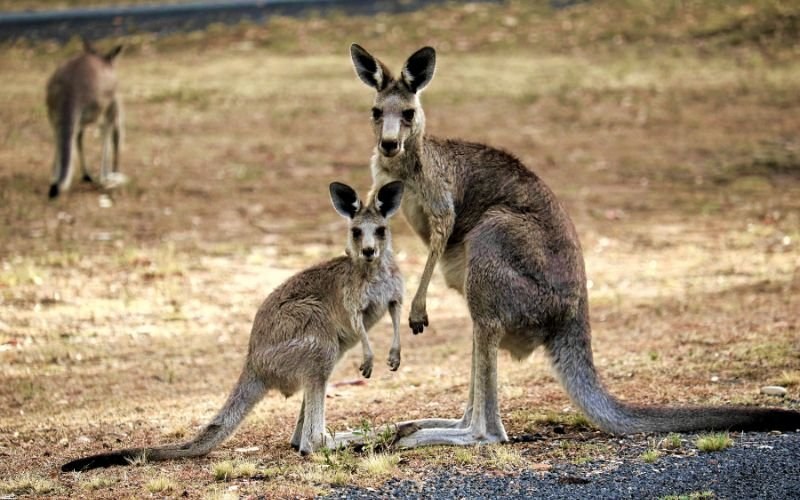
[326,431,800,499]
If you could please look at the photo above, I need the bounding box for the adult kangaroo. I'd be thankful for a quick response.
[350,43,800,447]
[62,181,405,471]
[45,38,125,198]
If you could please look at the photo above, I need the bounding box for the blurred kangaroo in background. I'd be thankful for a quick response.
[46,38,125,198]
[62,181,405,471]
[350,43,800,447]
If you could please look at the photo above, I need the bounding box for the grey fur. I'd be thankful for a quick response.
[61,182,405,471]
[45,39,124,198]
[350,44,800,447]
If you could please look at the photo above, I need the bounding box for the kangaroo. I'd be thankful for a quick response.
[45,38,125,199]
[61,181,405,471]
[349,44,800,447]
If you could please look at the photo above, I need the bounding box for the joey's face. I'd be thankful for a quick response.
[349,211,390,264]
[329,180,403,266]
[371,90,422,158]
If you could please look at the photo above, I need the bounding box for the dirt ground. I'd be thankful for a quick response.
[1,1,799,498]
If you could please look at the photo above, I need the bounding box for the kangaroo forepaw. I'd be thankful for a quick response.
[387,349,401,371]
[360,358,373,378]
[48,184,60,199]
[409,314,428,334]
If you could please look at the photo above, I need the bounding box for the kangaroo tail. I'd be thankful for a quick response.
[49,99,78,198]
[546,315,800,434]
[61,369,266,472]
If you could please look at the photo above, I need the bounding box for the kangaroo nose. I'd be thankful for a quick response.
[362,248,375,258]
[381,140,399,154]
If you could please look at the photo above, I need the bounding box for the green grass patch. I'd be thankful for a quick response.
[660,433,683,450]
[695,432,733,452]
[641,448,660,463]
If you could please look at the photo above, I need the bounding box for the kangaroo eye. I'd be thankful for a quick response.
[402,109,415,122]
[375,226,386,238]
[371,108,383,120]
[351,227,362,238]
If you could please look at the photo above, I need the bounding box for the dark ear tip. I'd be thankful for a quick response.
[350,43,366,56]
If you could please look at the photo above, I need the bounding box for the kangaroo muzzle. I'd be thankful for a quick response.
[379,119,402,157]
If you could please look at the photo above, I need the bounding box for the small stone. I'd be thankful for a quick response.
[760,386,787,396]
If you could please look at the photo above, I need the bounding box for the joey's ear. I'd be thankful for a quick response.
[330,182,361,219]
[104,44,124,63]
[375,181,404,219]
[401,46,436,93]
[350,43,392,91]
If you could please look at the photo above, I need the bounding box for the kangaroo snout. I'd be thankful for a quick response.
[362,247,376,260]
[380,139,400,157]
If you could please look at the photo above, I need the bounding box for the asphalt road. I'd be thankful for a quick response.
[326,431,800,499]
[0,0,481,42]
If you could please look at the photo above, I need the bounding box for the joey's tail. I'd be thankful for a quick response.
[546,316,800,434]
[49,100,79,198]
[61,370,266,472]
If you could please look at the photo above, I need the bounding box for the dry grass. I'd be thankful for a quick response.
[1,0,799,497]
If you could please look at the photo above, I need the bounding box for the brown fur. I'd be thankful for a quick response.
[350,44,800,446]
[45,39,123,198]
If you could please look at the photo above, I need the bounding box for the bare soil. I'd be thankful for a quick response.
[1,1,799,498]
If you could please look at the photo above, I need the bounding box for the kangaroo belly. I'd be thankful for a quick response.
[499,330,546,360]
[440,244,467,293]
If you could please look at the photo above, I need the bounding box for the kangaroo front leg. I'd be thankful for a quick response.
[387,300,402,371]
[351,314,373,378]
[410,198,454,334]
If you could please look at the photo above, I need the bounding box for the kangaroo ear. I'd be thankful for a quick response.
[104,44,124,62]
[401,46,436,93]
[350,43,392,91]
[82,37,97,54]
[330,182,361,219]
[375,181,404,219]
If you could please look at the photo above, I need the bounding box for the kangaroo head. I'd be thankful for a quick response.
[329,181,404,264]
[350,44,436,158]
[82,37,124,64]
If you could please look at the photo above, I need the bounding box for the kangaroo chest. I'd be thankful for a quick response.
[401,188,432,245]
